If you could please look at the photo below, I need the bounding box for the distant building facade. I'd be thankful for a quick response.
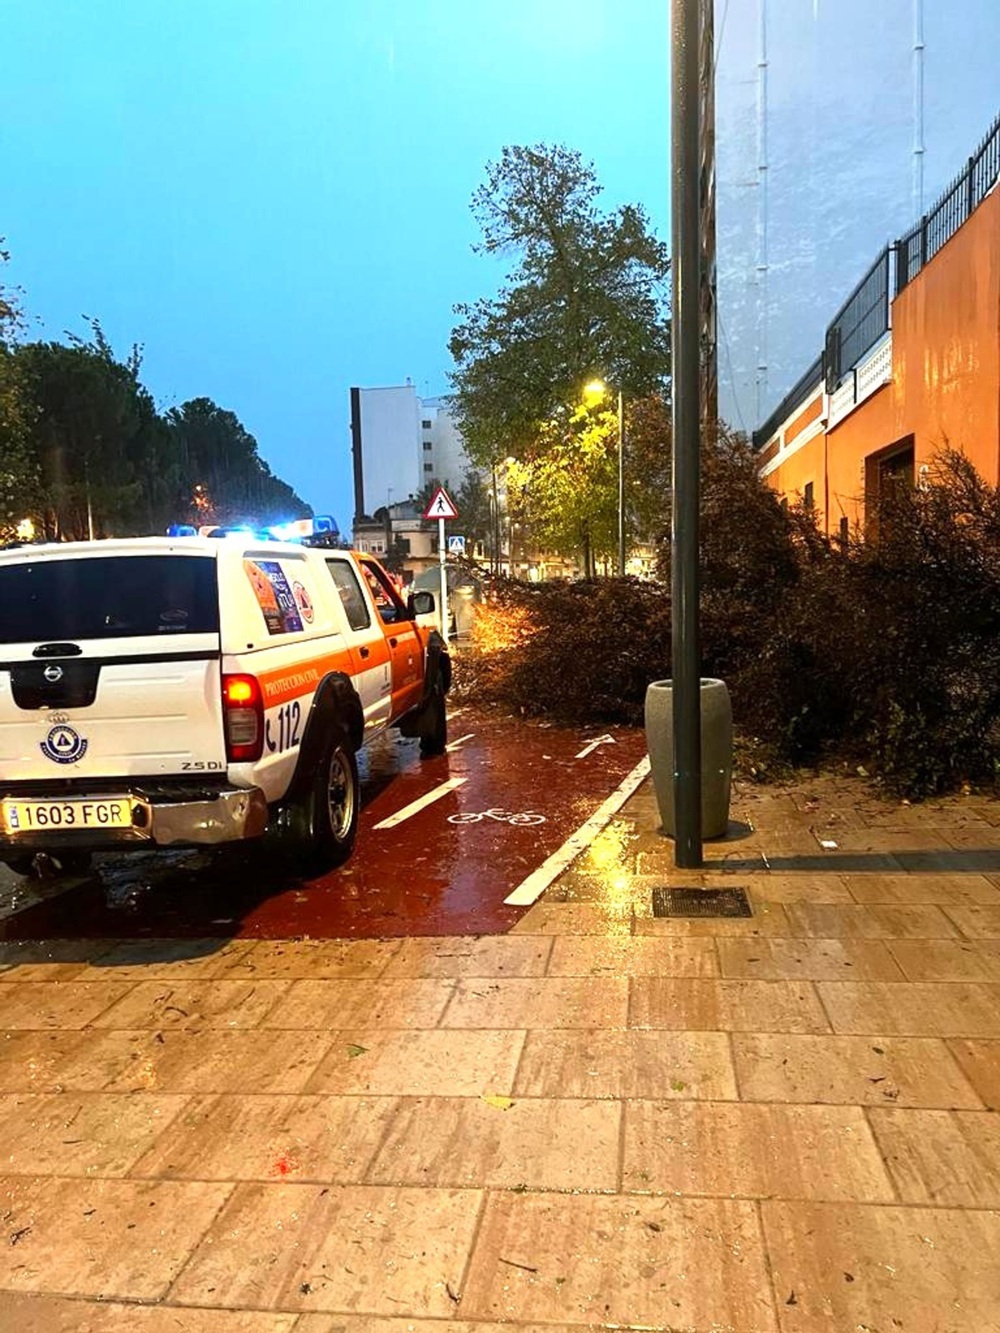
[349,384,473,526]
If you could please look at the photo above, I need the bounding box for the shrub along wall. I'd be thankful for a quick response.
[455,446,1000,800]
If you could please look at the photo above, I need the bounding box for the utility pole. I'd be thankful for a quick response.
[671,0,704,868]
[699,0,718,427]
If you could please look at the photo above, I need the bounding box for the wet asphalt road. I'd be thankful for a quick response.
[0,708,647,941]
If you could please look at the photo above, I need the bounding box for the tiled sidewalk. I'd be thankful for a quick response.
[1,774,1000,1331]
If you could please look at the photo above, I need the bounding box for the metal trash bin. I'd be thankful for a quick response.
[644,677,733,839]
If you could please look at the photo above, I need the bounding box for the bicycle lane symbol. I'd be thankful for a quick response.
[447,807,546,827]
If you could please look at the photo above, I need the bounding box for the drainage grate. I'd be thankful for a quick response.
[651,886,753,918]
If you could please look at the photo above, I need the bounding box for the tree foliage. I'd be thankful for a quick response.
[450,144,671,469]
[0,250,309,544]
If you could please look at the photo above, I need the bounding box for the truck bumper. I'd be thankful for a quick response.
[0,786,270,855]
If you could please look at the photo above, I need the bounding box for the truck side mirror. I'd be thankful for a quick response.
[408,590,435,618]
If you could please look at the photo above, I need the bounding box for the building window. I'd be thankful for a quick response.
[803,481,814,509]
[423,441,433,451]
[423,462,434,472]
[421,419,432,429]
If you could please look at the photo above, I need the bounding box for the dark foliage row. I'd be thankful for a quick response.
[458,444,1000,799]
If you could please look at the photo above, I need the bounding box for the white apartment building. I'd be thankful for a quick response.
[349,383,473,525]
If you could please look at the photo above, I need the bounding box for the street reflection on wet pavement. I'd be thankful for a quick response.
[0,710,647,941]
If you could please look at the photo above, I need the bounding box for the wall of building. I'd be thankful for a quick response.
[760,180,1000,532]
[716,0,1000,433]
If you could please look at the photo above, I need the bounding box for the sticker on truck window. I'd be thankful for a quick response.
[244,560,304,635]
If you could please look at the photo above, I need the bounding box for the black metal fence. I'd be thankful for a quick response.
[824,246,892,393]
[753,354,823,453]
[898,113,1000,289]
[753,109,1000,452]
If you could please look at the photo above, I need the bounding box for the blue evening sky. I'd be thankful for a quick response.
[3,1,671,531]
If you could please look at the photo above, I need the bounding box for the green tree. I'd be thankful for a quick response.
[166,398,311,527]
[0,244,43,544]
[449,144,670,467]
[14,322,167,540]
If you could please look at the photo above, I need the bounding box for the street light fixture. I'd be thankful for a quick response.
[583,379,626,576]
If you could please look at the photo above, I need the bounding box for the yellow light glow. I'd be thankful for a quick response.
[583,378,607,400]
[15,518,34,541]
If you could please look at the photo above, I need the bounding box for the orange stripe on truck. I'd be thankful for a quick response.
[255,643,388,708]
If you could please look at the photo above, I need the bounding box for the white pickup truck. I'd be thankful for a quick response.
[0,535,449,876]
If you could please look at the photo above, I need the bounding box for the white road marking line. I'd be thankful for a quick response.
[575,733,616,760]
[445,733,476,752]
[503,755,652,907]
[372,777,467,829]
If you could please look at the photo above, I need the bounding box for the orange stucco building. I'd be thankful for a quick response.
[754,114,1000,535]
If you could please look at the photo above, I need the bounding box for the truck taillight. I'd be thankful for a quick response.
[222,673,264,762]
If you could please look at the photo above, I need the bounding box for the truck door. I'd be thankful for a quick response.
[357,558,425,719]
[323,557,392,734]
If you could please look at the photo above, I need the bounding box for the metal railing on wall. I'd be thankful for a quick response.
[752,108,1000,452]
[898,112,1000,290]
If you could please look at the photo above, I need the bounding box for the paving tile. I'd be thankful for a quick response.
[367,1095,620,1191]
[732,1033,981,1108]
[460,1191,777,1331]
[629,978,830,1032]
[219,938,402,980]
[623,1101,893,1202]
[131,1093,397,1183]
[943,904,1000,937]
[170,1182,482,1315]
[0,939,114,981]
[441,977,628,1029]
[509,902,634,935]
[259,979,454,1029]
[0,1293,299,1331]
[948,1040,1000,1109]
[784,902,957,938]
[304,1029,525,1096]
[0,1028,337,1095]
[886,938,1000,981]
[292,1322,587,1333]
[747,875,855,904]
[0,1175,232,1299]
[75,938,255,981]
[0,980,135,1028]
[547,936,719,977]
[762,1200,1000,1331]
[90,980,290,1029]
[380,936,551,978]
[818,981,1000,1037]
[514,1029,737,1100]
[868,1108,1000,1207]
[844,873,1000,905]
[633,901,793,935]
[0,1091,187,1176]
[718,938,904,981]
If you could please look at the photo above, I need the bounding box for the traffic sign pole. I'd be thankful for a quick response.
[422,485,459,647]
[438,517,449,646]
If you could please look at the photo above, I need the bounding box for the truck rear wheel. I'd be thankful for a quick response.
[297,728,359,874]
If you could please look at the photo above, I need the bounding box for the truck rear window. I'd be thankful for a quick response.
[0,556,219,644]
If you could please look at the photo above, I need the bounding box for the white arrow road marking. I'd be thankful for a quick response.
[504,755,651,906]
[373,777,467,829]
[575,733,616,760]
[445,733,476,752]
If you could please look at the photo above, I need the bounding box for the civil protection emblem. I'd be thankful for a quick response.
[40,724,88,765]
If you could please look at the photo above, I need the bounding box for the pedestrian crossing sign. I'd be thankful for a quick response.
[423,486,459,520]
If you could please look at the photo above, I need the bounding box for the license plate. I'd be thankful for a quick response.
[1,798,136,834]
